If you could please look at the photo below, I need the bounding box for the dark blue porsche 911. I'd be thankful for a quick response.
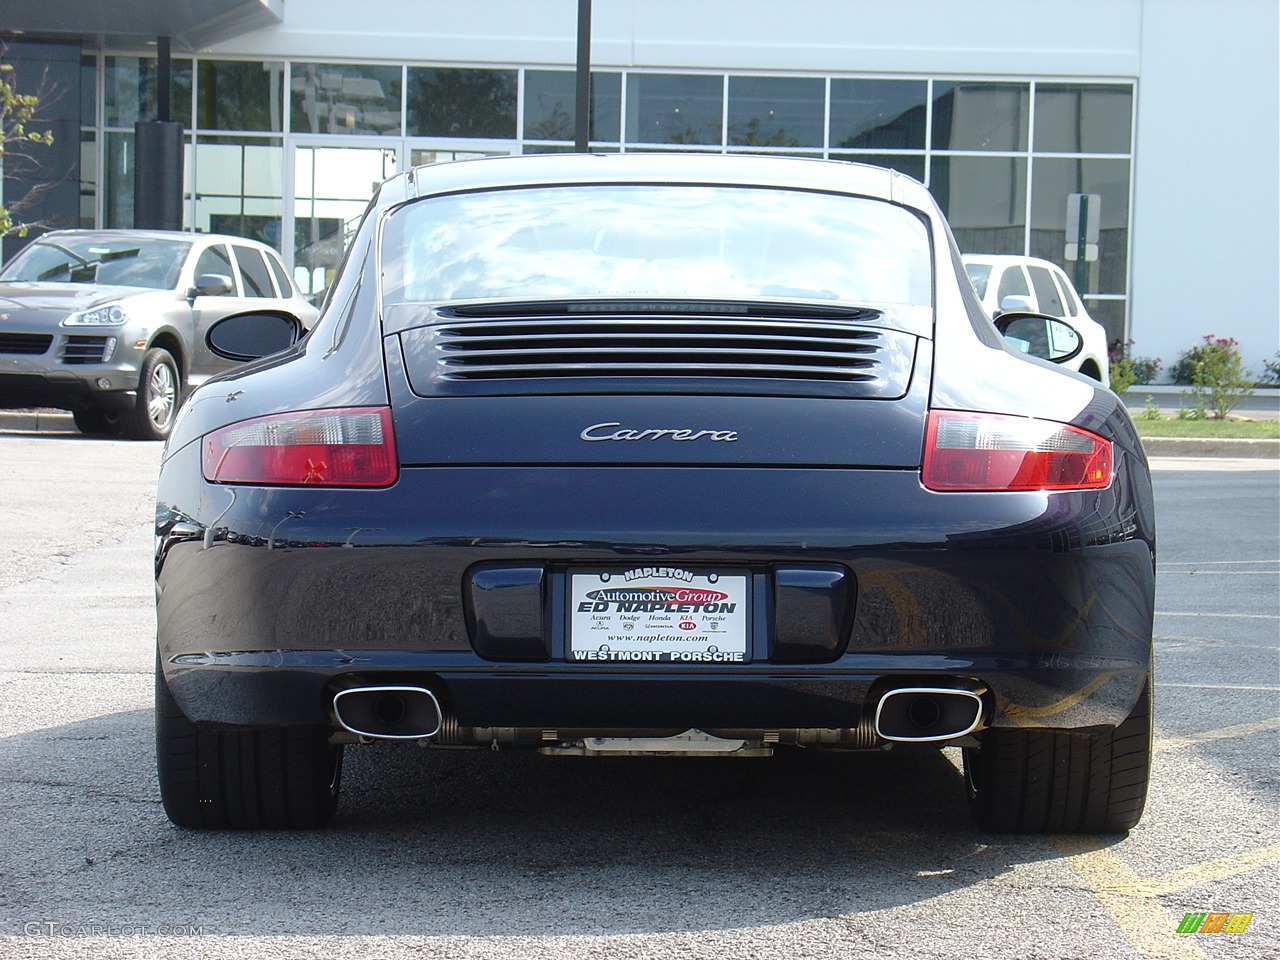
[154,154,1155,832]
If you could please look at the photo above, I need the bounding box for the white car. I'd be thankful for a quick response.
[961,254,1109,386]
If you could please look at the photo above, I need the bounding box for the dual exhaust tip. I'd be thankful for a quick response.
[332,683,984,744]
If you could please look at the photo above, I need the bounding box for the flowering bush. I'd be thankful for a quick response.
[1176,336,1254,420]
[1261,352,1280,386]
[1107,339,1162,396]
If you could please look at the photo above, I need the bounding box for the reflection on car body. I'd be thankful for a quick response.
[153,155,1155,833]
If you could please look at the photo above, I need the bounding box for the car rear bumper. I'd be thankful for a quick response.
[156,448,1156,736]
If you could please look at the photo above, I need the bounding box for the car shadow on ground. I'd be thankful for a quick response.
[0,707,1112,937]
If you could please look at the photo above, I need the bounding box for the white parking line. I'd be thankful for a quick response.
[1161,560,1278,565]
[1160,571,1279,575]
[1156,612,1279,619]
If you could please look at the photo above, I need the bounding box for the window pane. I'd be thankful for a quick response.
[626,74,723,145]
[1029,156,1130,296]
[829,153,925,182]
[194,244,232,279]
[996,265,1030,301]
[930,155,1027,255]
[293,145,398,300]
[523,70,621,142]
[291,63,402,136]
[932,81,1029,152]
[197,60,285,131]
[406,68,517,138]
[80,55,97,126]
[103,56,191,127]
[192,136,284,245]
[104,131,134,227]
[265,251,292,296]
[80,132,96,227]
[727,76,823,148]
[1027,265,1065,316]
[1083,298,1127,347]
[1051,271,1080,317]
[1034,84,1133,154]
[830,79,927,150]
[233,246,274,297]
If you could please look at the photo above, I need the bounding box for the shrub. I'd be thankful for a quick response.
[1107,339,1162,397]
[1261,352,1280,386]
[1177,335,1255,420]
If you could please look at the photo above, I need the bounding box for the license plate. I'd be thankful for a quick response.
[569,567,750,663]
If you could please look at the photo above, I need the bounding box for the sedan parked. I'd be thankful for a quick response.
[0,230,317,438]
[154,155,1155,832]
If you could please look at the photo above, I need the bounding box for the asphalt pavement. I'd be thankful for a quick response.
[0,432,1275,960]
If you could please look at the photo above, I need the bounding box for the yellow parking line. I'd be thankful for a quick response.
[1103,842,1280,898]
[1052,836,1209,960]
[1154,717,1280,754]
[1002,673,1115,724]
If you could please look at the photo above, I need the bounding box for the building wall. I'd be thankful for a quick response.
[205,0,1277,374]
[1132,0,1278,375]
[210,0,1144,77]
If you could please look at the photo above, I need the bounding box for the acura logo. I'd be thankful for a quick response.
[580,422,738,442]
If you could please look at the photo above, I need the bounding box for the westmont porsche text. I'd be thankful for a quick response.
[573,650,748,663]
[154,154,1155,833]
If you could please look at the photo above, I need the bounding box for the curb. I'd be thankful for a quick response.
[1139,436,1279,460]
[0,409,76,433]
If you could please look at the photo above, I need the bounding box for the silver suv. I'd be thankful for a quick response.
[0,230,318,439]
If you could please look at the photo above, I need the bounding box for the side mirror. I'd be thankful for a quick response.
[189,273,234,299]
[207,311,304,362]
[997,294,1034,316]
[994,311,1083,364]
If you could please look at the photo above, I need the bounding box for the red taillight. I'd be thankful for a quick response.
[922,411,1112,492]
[202,407,398,487]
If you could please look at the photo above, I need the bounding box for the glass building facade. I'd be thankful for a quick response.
[78,56,1134,338]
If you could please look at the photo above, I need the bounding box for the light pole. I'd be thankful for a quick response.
[575,0,592,152]
[268,511,305,551]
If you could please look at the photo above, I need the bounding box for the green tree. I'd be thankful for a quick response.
[0,57,55,237]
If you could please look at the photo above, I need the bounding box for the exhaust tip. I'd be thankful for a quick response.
[333,686,442,740]
[874,687,983,742]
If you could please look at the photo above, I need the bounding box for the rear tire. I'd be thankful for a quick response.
[963,671,1152,833]
[155,656,343,829]
[121,348,179,440]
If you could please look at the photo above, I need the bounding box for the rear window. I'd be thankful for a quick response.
[1028,265,1065,317]
[381,184,932,308]
[233,246,276,299]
